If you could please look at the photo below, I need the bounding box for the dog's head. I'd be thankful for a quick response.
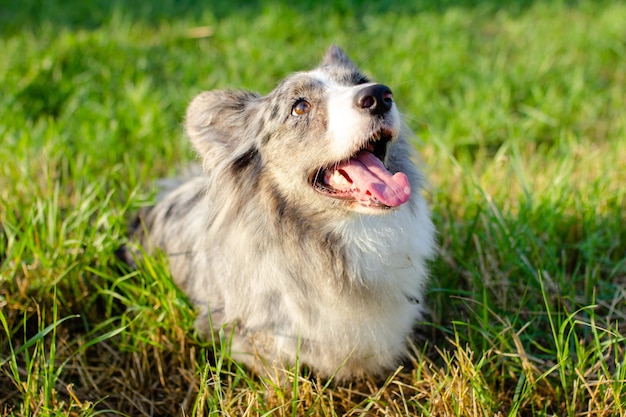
[186,46,415,215]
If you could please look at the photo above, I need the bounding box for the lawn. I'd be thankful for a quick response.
[1,0,625,415]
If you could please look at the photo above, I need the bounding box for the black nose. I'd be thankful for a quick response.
[354,84,393,116]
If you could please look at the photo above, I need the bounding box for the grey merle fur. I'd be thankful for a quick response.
[123,46,435,380]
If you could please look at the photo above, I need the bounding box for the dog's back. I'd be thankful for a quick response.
[127,46,435,379]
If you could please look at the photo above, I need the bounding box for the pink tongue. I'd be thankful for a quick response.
[326,151,411,207]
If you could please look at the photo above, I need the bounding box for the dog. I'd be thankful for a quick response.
[124,46,435,380]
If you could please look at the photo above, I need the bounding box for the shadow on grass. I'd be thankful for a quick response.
[1,0,580,35]
[428,192,625,354]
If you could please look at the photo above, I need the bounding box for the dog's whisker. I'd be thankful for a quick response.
[313,167,324,185]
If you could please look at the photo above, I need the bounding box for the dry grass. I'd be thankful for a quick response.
[2,0,626,415]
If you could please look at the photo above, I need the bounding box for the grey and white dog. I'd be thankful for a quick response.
[126,46,435,380]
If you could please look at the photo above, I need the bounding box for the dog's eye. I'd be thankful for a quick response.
[291,100,311,116]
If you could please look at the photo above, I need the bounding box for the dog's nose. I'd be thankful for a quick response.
[354,84,393,116]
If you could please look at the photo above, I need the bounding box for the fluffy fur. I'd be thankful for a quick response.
[125,46,435,380]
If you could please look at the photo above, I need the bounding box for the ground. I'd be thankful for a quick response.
[1,0,625,415]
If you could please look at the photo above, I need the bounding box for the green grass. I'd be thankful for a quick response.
[1,0,625,415]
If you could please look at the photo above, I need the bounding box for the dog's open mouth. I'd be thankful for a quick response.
[309,131,411,209]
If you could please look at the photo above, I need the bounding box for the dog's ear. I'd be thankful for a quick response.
[185,89,260,157]
[320,45,358,70]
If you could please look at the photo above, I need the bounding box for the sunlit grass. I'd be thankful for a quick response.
[1,0,625,415]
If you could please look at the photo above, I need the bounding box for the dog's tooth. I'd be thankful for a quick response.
[325,169,352,189]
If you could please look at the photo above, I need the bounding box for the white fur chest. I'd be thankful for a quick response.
[255,198,435,378]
